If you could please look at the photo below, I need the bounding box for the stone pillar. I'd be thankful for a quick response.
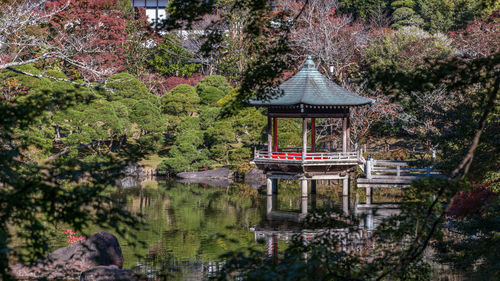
[366,187,372,205]
[301,196,308,216]
[267,194,273,215]
[266,177,273,196]
[302,117,307,160]
[366,211,374,231]
[301,179,308,197]
[342,176,349,197]
[366,156,373,179]
[342,195,349,215]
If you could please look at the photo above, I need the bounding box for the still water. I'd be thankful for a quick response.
[82,179,398,280]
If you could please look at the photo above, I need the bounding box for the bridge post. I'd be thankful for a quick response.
[266,177,273,196]
[301,179,308,197]
[267,194,273,215]
[366,187,372,205]
[396,165,401,177]
[342,195,349,215]
[427,166,431,176]
[301,196,308,215]
[366,156,373,179]
[342,176,349,196]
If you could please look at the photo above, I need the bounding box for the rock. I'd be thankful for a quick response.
[176,168,234,180]
[122,162,145,177]
[80,265,144,281]
[244,168,265,188]
[116,176,143,189]
[11,232,124,280]
[177,178,233,188]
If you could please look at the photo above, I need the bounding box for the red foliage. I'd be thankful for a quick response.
[162,74,204,93]
[450,10,500,58]
[63,229,85,244]
[0,54,12,65]
[448,183,498,219]
[136,73,204,96]
[45,0,129,80]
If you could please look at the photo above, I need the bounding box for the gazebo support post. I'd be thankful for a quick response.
[273,117,278,152]
[267,115,272,155]
[311,118,316,152]
[302,117,307,160]
[342,115,351,153]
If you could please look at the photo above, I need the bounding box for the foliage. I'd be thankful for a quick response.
[339,0,391,20]
[391,0,424,29]
[158,117,213,173]
[148,34,200,77]
[435,197,500,279]
[160,84,200,116]
[196,75,233,105]
[0,72,141,280]
[415,0,482,32]
[46,0,128,80]
[447,184,498,219]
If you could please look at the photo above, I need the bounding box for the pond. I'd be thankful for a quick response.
[80,178,401,280]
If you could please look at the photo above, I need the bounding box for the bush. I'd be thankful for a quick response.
[199,86,225,106]
[160,84,200,116]
[195,75,232,96]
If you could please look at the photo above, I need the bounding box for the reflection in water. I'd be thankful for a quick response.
[85,179,402,280]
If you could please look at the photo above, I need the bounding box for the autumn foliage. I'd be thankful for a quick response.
[448,183,498,219]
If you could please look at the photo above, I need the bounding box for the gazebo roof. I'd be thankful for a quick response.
[250,56,373,107]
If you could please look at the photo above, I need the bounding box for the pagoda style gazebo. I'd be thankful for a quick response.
[250,56,372,202]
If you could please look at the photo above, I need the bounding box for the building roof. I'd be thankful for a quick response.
[249,56,373,107]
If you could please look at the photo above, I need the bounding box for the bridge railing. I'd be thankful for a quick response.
[365,159,440,179]
[254,149,361,163]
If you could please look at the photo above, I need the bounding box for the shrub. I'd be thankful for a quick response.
[160,84,200,116]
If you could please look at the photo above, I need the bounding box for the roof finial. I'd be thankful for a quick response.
[303,55,315,70]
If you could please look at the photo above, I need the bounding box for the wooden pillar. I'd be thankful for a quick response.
[346,115,350,152]
[342,116,351,153]
[273,117,278,152]
[311,180,316,194]
[302,117,307,160]
[267,115,272,154]
[311,118,316,152]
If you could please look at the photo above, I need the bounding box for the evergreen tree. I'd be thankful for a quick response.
[391,0,424,28]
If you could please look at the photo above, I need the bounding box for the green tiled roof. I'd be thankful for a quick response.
[250,56,373,106]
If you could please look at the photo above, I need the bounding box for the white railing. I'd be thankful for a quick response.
[364,159,441,179]
[254,150,361,163]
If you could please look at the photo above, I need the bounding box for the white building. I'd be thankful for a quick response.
[132,0,168,25]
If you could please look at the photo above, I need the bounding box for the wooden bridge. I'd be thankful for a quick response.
[357,159,443,204]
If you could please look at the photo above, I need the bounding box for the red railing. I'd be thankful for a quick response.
[254,150,361,163]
